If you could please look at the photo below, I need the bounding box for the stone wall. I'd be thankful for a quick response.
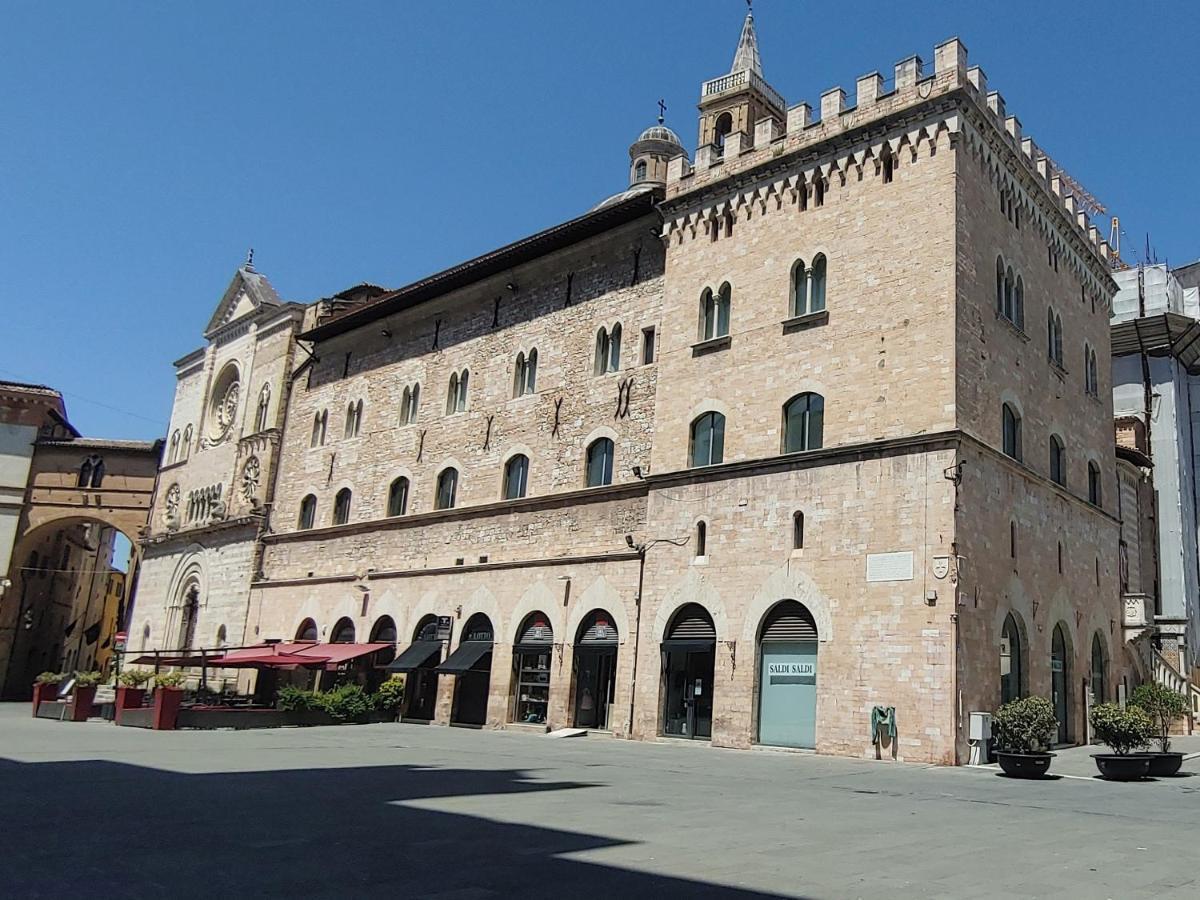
[271,214,664,530]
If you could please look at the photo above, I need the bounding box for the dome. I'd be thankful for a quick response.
[637,124,682,146]
[590,183,654,212]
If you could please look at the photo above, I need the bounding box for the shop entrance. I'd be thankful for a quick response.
[512,612,553,725]
[661,604,716,740]
[443,614,494,727]
[573,610,618,730]
[1051,623,1071,744]
[756,600,819,749]
[387,615,443,721]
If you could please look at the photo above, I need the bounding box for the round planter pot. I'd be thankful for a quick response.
[1092,754,1151,781]
[1141,752,1184,778]
[996,751,1055,778]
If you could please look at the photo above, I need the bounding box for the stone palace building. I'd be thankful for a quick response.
[134,12,1130,763]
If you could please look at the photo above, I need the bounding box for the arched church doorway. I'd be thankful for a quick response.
[660,603,716,740]
[756,600,819,749]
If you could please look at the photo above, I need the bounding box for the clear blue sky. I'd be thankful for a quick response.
[3,1,1197,441]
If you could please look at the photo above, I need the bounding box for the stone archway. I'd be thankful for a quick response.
[0,437,159,697]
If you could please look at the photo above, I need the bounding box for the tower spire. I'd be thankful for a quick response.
[730,2,763,76]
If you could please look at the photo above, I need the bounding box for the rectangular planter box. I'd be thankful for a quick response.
[117,708,155,729]
[32,683,60,716]
[69,686,97,722]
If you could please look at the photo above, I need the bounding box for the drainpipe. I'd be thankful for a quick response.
[624,533,689,740]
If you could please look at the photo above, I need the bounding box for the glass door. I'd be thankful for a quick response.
[513,650,550,725]
[662,648,714,739]
[573,648,615,729]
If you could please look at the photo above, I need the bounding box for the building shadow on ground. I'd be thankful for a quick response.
[0,756,799,898]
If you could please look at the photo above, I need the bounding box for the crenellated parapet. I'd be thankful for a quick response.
[666,37,1115,293]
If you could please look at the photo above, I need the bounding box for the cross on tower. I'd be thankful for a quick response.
[657,98,666,125]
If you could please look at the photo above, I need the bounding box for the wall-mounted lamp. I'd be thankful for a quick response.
[506,282,518,292]
[455,604,463,618]
[631,465,644,479]
[381,328,392,338]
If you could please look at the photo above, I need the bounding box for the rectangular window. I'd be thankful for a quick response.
[642,327,656,365]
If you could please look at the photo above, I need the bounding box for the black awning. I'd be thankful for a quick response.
[661,639,716,653]
[437,641,493,674]
[386,640,442,673]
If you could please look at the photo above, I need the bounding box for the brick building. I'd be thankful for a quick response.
[140,14,1128,763]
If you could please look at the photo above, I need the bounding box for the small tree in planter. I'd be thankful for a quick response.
[1090,702,1153,780]
[32,672,66,715]
[373,678,405,721]
[151,671,187,730]
[318,683,373,723]
[1130,683,1190,776]
[993,697,1058,778]
[115,669,153,721]
[69,671,103,721]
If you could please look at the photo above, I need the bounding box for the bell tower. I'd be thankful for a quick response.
[697,5,785,157]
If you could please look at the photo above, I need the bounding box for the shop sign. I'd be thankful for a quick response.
[767,661,816,685]
[436,616,453,642]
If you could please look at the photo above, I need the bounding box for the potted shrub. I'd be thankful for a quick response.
[115,669,153,720]
[69,671,103,722]
[1129,683,1190,777]
[317,683,373,724]
[32,672,65,716]
[993,696,1058,778]
[151,671,187,730]
[372,678,405,722]
[1090,702,1153,780]
[277,686,325,725]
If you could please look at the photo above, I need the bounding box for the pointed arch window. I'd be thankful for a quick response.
[689,412,726,467]
[995,256,1006,315]
[1002,266,1016,324]
[1087,461,1102,506]
[298,494,317,530]
[333,488,352,525]
[310,411,327,448]
[586,438,614,487]
[254,383,271,432]
[1084,344,1099,397]
[78,454,104,488]
[387,477,410,517]
[513,348,538,397]
[700,284,731,341]
[446,369,469,414]
[1002,403,1022,461]
[503,454,529,500]
[880,146,896,183]
[181,425,193,460]
[399,383,420,425]
[1014,275,1025,330]
[344,399,363,438]
[1050,434,1066,486]
[782,393,824,453]
[168,431,180,464]
[435,468,459,510]
[594,326,620,375]
[1047,308,1064,366]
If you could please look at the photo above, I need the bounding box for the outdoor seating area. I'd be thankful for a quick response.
[31,640,403,731]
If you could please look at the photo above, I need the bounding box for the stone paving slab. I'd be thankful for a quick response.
[1,704,1198,899]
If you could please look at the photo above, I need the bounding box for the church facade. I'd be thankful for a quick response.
[140,15,1126,763]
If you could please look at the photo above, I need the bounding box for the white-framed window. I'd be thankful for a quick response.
[790,256,827,318]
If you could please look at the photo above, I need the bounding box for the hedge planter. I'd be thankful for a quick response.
[1092,754,1151,781]
[1141,752,1184,778]
[996,751,1055,779]
[152,688,183,730]
[32,682,60,716]
[69,685,97,722]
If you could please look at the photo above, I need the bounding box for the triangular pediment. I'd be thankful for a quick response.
[204,266,284,336]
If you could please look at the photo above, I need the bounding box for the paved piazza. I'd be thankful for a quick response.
[2,705,1197,899]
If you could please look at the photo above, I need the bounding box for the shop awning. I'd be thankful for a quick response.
[387,640,442,673]
[203,651,328,669]
[436,641,493,675]
[200,642,393,670]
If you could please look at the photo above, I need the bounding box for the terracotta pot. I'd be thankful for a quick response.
[70,685,97,722]
[32,682,60,717]
[995,751,1055,779]
[1092,754,1151,781]
[152,687,183,730]
[115,687,146,724]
